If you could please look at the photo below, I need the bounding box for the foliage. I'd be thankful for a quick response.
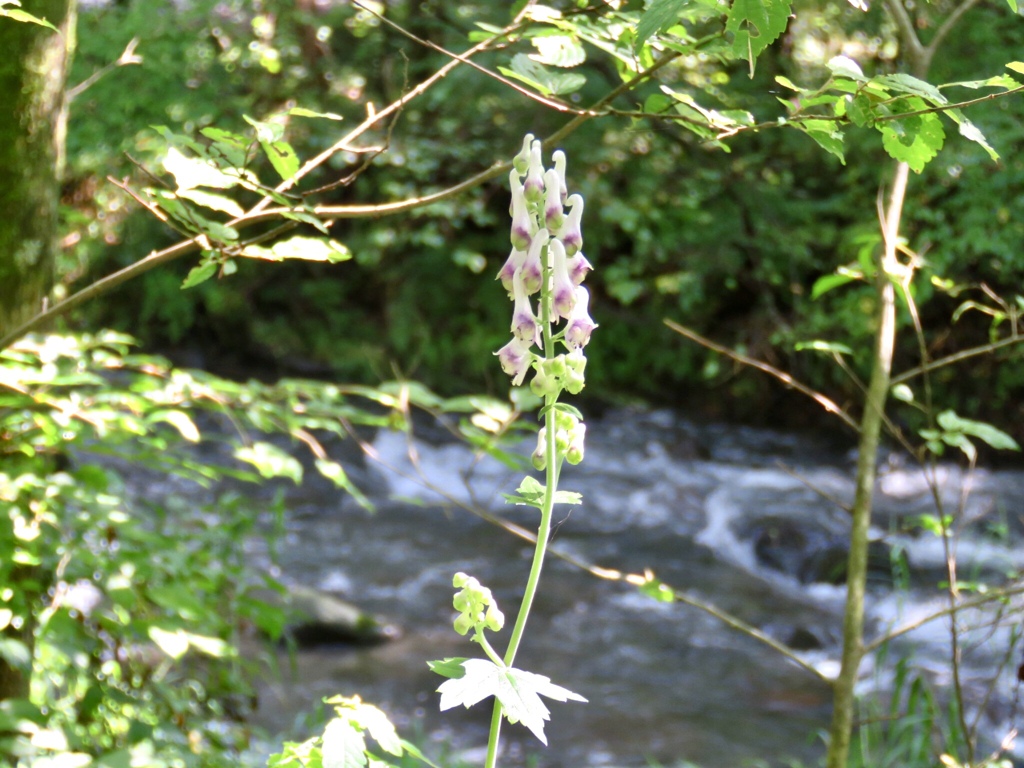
[0,331,514,766]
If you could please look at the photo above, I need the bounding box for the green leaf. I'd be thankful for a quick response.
[827,55,866,82]
[891,383,914,403]
[635,0,691,49]
[879,105,945,173]
[148,627,189,660]
[1006,62,1024,76]
[936,410,1020,452]
[162,147,240,191]
[874,73,946,105]
[149,409,200,442]
[726,0,793,70]
[240,237,352,263]
[530,34,585,67]
[436,659,586,745]
[498,53,586,96]
[810,271,859,299]
[289,107,345,120]
[427,657,470,679]
[261,139,300,181]
[956,118,999,162]
[800,125,846,164]
[282,210,330,234]
[315,459,373,512]
[794,340,854,355]
[235,442,303,483]
[1007,0,1018,11]
[0,6,59,32]
[181,260,218,289]
[177,189,245,218]
[322,718,367,768]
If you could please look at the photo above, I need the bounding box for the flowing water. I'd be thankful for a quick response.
[251,408,1024,767]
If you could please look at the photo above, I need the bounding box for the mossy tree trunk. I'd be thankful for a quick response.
[0,0,76,340]
[0,0,76,703]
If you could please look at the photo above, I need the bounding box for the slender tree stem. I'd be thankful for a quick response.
[825,161,908,768]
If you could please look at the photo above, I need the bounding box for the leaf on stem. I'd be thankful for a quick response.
[436,658,586,745]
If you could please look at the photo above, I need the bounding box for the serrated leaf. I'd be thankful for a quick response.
[530,34,585,67]
[879,108,945,173]
[262,139,300,181]
[726,0,792,70]
[635,0,691,49]
[436,659,585,746]
[498,53,586,96]
[181,260,218,289]
[322,718,367,768]
[177,189,245,217]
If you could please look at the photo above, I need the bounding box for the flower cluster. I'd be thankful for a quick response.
[451,572,505,636]
[532,410,586,471]
[495,135,596,390]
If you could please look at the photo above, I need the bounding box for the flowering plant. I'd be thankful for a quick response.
[429,136,595,767]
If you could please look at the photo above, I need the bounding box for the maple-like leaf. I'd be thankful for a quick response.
[437,659,586,745]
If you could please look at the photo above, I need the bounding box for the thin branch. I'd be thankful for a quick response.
[663,319,861,432]
[891,333,1024,384]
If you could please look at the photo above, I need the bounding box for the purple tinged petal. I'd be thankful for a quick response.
[511,268,540,345]
[521,228,547,295]
[497,246,527,296]
[565,286,597,350]
[524,140,544,203]
[509,170,532,251]
[543,169,565,231]
[549,238,576,320]
[557,194,584,257]
[495,337,533,386]
[566,252,592,286]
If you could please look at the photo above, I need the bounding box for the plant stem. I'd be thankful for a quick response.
[825,161,907,768]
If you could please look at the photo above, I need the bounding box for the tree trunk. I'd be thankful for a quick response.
[0,0,76,702]
[0,0,76,339]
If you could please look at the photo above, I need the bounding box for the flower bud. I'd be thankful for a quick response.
[549,238,576,320]
[512,133,534,175]
[510,171,532,251]
[532,427,547,471]
[566,423,586,465]
[557,194,584,257]
[524,140,545,203]
[544,169,565,231]
[565,286,597,350]
[552,150,568,204]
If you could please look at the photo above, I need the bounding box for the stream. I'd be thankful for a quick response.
[250,407,1024,767]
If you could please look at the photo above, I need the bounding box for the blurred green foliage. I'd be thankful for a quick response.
[64,1,1024,434]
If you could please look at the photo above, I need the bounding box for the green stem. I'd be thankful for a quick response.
[484,243,562,768]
